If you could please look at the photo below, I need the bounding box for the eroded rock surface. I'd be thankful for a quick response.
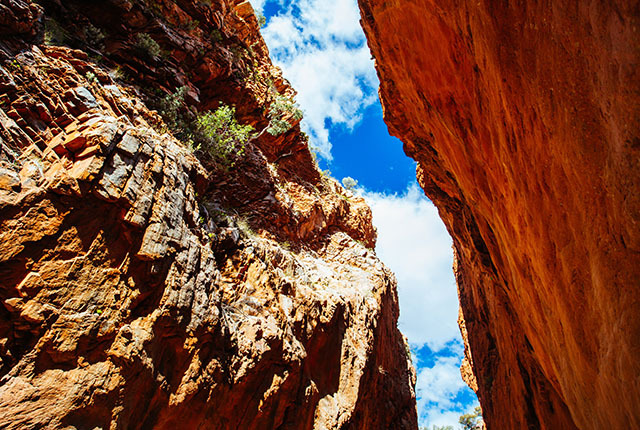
[0,0,417,428]
[359,0,640,429]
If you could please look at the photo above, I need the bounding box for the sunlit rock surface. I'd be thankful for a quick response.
[359,0,640,428]
[0,0,417,428]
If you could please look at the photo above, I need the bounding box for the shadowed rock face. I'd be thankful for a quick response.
[358,0,640,429]
[0,0,418,428]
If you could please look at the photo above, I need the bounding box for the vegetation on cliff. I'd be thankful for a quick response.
[0,0,418,428]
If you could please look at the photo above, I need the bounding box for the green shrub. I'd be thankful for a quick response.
[109,66,125,81]
[230,44,248,62]
[256,11,267,28]
[184,19,200,32]
[459,406,483,430]
[149,86,252,170]
[193,104,254,169]
[136,33,162,58]
[44,18,67,46]
[210,29,223,43]
[266,94,303,136]
[341,176,358,191]
[8,59,21,70]
[235,217,255,237]
[157,86,189,131]
[84,23,105,49]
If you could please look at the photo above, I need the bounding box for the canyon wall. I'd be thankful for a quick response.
[0,0,418,428]
[359,0,640,429]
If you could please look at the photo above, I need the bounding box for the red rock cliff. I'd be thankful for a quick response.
[0,0,418,428]
[359,0,640,429]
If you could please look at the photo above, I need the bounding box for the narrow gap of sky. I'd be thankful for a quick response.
[250,1,479,427]
[324,103,416,193]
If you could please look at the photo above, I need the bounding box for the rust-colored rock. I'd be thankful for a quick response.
[0,0,417,428]
[359,0,640,429]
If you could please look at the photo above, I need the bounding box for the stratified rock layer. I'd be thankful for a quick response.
[359,0,640,429]
[0,0,417,428]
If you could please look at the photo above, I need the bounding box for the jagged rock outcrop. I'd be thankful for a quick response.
[0,0,418,428]
[359,0,640,429]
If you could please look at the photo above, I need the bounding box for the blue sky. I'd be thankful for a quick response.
[325,103,417,193]
[250,0,479,427]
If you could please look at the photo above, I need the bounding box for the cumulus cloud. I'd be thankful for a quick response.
[415,346,478,427]
[251,1,477,425]
[417,355,465,411]
[249,0,266,11]
[250,0,378,159]
[362,184,460,351]
[362,183,477,427]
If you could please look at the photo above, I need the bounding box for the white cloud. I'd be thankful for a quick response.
[249,0,266,12]
[416,355,466,418]
[362,184,460,351]
[414,346,480,428]
[250,0,378,159]
[362,183,475,428]
[251,1,478,425]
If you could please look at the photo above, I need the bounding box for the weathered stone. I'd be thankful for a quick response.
[62,130,86,152]
[64,87,99,113]
[95,149,136,201]
[75,143,100,159]
[0,108,32,148]
[0,167,20,191]
[0,0,43,38]
[359,0,640,428]
[116,130,140,157]
[0,1,417,428]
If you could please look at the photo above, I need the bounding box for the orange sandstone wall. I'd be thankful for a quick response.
[358,0,640,428]
[0,0,417,428]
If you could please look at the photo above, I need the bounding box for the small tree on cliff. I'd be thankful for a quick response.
[193,104,254,169]
[264,93,303,136]
[459,406,483,430]
[341,176,358,191]
[152,85,303,170]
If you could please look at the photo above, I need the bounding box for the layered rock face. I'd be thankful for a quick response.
[0,0,418,428]
[359,1,640,429]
